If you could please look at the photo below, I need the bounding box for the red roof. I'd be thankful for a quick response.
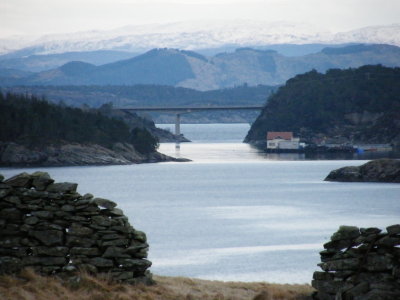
[267,132,293,140]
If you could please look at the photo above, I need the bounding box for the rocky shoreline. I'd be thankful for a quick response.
[324,159,400,183]
[0,142,189,167]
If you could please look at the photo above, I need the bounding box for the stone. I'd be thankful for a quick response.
[23,256,66,266]
[91,198,117,209]
[66,236,95,248]
[116,258,152,270]
[342,282,370,299]
[360,227,382,235]
[376,235,400,247]
[88,257,114,268]
[67,224,93,237]
[32,246,69,257]
[0,174,4,182]
[3,196,21,205]
[101,239,130,247]
[0,186,11,199]
[366,254,394,271]
[46,182,78,193]
[101,233,123,240]
[82,193,94,200]
[133,230,147,243]
[312,279,349,294]
[0,237,21,248]
[61,204,75,212]
[31,210,54,219]
[387,224,400,235]
[0,208,22,221]
[106,208,124,216]
[331,226,360,241]
[29,230,64,246]
[4,172,32,188]
[102,246,130,258]
[91,216,111,227]
[31,172,54,191]
[70,247,100,256]
[319,258,360,271]
[0,256,22,274]
[355,289,400,300]
[125,242,149,255]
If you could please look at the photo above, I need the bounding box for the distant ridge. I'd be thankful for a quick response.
[3,44,400,90]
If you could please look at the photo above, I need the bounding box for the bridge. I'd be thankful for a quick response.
[116,105,264,139]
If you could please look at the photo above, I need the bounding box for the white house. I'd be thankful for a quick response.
[266,132,301,151]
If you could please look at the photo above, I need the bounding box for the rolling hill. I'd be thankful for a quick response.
[2,44,400,90]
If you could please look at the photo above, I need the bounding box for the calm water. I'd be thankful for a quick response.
[1,124,399,284]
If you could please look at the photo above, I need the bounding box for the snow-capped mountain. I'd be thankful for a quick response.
[1,20,399,58]
[0,20,336,55]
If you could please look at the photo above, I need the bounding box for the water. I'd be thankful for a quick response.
[1,123,399,284]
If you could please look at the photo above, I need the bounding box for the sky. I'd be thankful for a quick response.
[1,0,400,38]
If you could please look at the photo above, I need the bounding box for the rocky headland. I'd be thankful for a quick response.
[0,142,189,167]
[324,159,400,183]
[245,65,400,149]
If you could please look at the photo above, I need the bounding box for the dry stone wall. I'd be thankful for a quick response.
[0,172,152,284]
[312,225,400,300]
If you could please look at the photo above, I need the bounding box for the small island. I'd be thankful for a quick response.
[324,159,400,183]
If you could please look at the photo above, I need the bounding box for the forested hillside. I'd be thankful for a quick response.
[245,65,400,147]
[4,84,275,123]
[0,93,158,154]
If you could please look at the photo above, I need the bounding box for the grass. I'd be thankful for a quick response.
[0,269,314,300]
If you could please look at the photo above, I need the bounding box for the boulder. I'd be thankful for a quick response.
[31,172,54,191]
[91,198,117,209]
[4,172,32,188]
[46,182,78,193]
[325,159,400,183]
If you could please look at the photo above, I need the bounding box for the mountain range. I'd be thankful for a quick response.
[1,21,400,56]
[2,44,400,90]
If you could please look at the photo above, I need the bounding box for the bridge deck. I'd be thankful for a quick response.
[116,105,264,112]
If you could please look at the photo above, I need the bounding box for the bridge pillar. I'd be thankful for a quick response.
[175,113,181,148]
[175,114,181,136]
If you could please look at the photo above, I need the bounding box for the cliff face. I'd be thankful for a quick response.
[245,65,400,148]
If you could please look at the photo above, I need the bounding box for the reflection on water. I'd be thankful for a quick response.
[160,142,399,163]
[1,123,399,284]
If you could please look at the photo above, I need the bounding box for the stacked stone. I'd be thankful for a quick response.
[0,172,152,284]
[312,225,400,300]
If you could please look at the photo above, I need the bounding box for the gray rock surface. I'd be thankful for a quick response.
[325,159,400,183]
[0,142,190,167]
[312,224,400,299]
[0,172,153,284]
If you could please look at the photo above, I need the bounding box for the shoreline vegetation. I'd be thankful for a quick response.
[0,93,190,167]
[0,269,314,300]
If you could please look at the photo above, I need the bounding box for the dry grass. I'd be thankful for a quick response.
[0,269,314,300]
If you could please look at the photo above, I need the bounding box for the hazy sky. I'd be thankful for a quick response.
[1,0,399,38]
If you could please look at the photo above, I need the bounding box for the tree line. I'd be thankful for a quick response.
[0,92,158,154]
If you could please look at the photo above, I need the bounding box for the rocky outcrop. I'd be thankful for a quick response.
[324,159,400,183]
[0,172,152,284]
[0,142,189,167]
[312,225,400,300]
